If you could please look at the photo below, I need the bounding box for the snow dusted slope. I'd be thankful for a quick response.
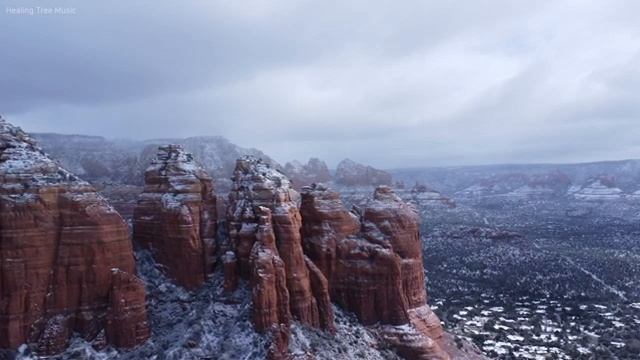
[13,250,403,360]
[141,136,280,191]
[572,178,624,200]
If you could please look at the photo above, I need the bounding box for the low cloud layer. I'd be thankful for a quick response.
[2,0,640,168]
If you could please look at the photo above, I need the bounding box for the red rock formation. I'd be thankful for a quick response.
[133,144,217,289]
[226,157,335,357]
[0,118,149,354]
[361,186,427,310]
[304,257,335,333]
[408,305,445,344]
[249,207,292,360]
[106,269,151,348]
[227,157,334,329]
[299,183,360,286]
[300,184,450,359]
[271,199,322,329]
[379,322,448,360]
[222,251,238,293]
[301,184,409,324]
[333,236,410,325]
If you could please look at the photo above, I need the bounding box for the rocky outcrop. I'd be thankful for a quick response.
[222,251,239,293]
[304,256,334,332]
[360,186,427,310]
[334,158,392,187]
[284,158,332,190]
[299,184,360,285]
[133,145,217,289]
[300,184,450,359]
[226,157,298,279]
[226,157,335,358]
[249,207,292,359]
[0,118,149,354]
[105,270,150,348]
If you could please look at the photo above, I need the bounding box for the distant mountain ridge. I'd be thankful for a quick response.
[33,132,640,201]
[35,132,397,193]
[33,133,280,191]
[392,159,640,199]
[284,157,393,189]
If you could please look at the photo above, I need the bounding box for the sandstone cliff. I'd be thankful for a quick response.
[0,118,149,354]
[226,157,335,359]
[301,183,451,359]
[133,144,217,289]
[249,207,292,359]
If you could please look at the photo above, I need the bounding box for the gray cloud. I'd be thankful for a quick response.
[2,0,640,168]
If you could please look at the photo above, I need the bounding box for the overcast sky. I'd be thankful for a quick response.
[2,1,640,168]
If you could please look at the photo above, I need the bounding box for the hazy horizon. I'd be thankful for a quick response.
[3,1,640,168]
[19,126,640,170]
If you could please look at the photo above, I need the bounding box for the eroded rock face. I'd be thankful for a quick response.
[133,144,217,289]
[226,157,335,358]
[106,270,151,348]
[333,235,410,325]
[222,251,239,293]
[249,207,292,359]
[300,184,449,359]
[361,186,427,310]
[0,118,149,354]
[227,157,297,279]
[300,183,360,286]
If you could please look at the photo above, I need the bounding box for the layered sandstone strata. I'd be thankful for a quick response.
[0,118,149,354]
[300,183,449,359]
[360,186,428,311]
[133,144,217,289]
[299,183,360,286]
[249,207,292,359]
[226,157,335,358]
[105,269,150,348]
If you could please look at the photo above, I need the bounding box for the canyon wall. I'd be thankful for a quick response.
[0,118,149,354]
[301,183,450,359]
